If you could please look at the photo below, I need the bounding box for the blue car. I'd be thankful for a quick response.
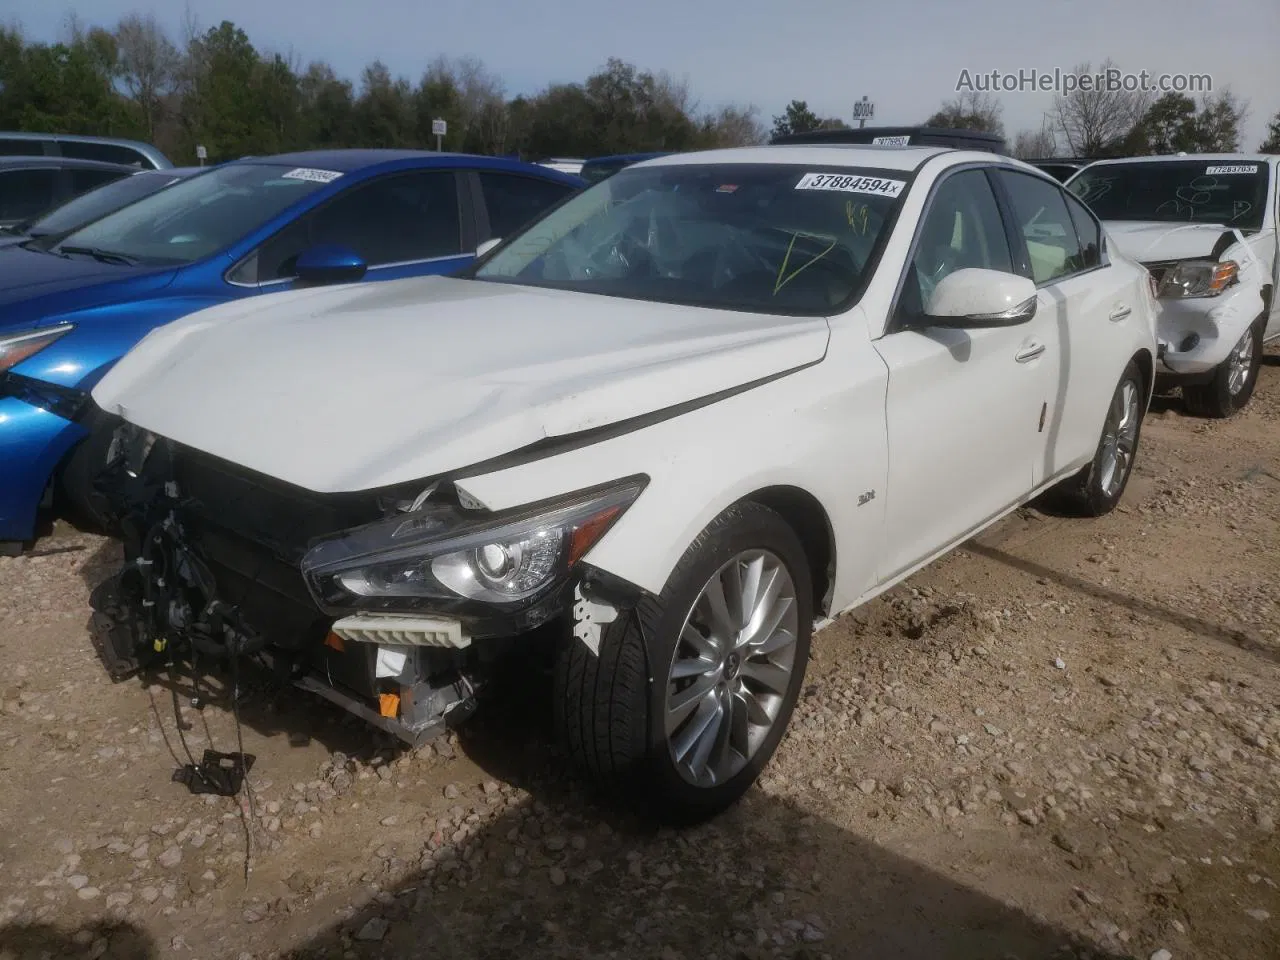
[579,152,673,185]
[0,149,583,551]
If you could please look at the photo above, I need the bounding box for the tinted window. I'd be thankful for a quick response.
[0,169,58,222]
[58,163,330,266]
[1067,160,1269,231]
[244,171,462,283]
[0,138,50,157]
[475,163,908,314]
[1065,193,1103,270]
[69,167,129,195]
[899,169,1013,318]
[999,171,1085,284]
[29,172,180,238]
[58,141,147,168]
[479,172,575,239]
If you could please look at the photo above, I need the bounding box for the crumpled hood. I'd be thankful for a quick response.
[1103,221,1260,264]
[92,275,830,493]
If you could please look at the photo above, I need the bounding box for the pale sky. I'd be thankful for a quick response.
[9,0,1280,151]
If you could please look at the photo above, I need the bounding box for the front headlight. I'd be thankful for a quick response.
[301,476,647,619]
[1157,259,1237,299]
[0,324,75,374]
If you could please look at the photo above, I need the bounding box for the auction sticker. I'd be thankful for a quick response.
[871,135,911,146]
[795,172,904,197]
[282,167,344,183]
[1204,164,1259,175]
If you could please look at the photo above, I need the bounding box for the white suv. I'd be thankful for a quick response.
[87,146,1159,821]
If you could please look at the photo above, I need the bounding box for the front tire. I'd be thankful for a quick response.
[555,502,812,823]
[1055,358,1146,517]
[1183,316,1264,418]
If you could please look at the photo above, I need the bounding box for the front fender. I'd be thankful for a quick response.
[454,322,890,615]
[1158,279,1265,374]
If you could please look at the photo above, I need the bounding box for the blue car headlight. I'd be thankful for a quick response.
[0,324,75,374]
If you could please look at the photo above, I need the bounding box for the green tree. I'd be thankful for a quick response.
[179,22,275,162]
[298,61,355,147]
[1262,109,1280,152]
[353,61,415,148]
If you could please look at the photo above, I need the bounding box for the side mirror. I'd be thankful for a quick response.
[295,244,367,285]
[475,237,502,258]
[923,268,1038,327]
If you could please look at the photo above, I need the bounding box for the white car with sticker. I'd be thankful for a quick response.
[1067,154,1280,417]
[87,146,1158,822]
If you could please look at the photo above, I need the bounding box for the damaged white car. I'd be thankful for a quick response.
[85,147,1158,820]
[1068,154,1279,417]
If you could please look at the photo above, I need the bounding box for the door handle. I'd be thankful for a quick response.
[1015,342,1046,363]
[1109,305,1132,322]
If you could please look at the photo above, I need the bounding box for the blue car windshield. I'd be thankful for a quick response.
[54,163,334,265]
[473,162,907,315]
[27,171,184,240]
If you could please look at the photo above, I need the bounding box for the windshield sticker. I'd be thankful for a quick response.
[1204,164,1259,176]
[871,135,911,146]
[281,167,344,183]
[715,184,739,193]
[796,173,904,197]
[846,200,871,234]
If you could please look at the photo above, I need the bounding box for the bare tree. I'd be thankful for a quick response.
[1012,119,1057,159]
[701,104,767,147]
[115,13,180,138]
[1051,59,1150,156]
[926,91,1005,136]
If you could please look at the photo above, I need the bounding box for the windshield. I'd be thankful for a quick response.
[473,163,908,314]
[1068,160,1270,231]
[55,163,335,265]
[27,171,183,239]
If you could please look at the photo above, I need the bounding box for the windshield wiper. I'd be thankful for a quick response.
[58,245,139,265]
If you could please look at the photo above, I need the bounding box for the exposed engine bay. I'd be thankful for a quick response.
[86,418,641,752]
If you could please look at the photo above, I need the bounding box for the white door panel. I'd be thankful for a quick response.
[874,315,1051,581]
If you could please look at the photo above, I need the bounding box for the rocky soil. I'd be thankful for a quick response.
[1,351,1278,960]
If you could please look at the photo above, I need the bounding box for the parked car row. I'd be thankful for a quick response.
[1,131,1276,823]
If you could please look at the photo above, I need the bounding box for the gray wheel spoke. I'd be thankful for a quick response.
[666,672,719,735]
[670,656,716,680]
[680,622,719,660]
[701,578,738,640]
[682,696,724,774]
[750,623,796,658]
[670,687,720,762]
[737,555,764,632]
[740,658,791,695]
[738,685,773,727]
[739,567,785,648]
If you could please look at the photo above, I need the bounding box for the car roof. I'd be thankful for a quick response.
[233,149,583,184]
[635,144,958,172]
[0,132,171,166]
[1084,153,1276,166]
[0,156,137,172]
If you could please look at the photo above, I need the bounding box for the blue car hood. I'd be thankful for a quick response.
[0,244,178,331]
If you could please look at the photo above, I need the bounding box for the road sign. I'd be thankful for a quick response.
[431,118,447,137]
[196,144,207,165]
[853,96,874,129]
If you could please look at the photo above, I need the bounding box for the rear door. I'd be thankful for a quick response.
[993,168,1137,483]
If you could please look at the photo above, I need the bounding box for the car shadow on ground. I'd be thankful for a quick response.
[274,672,1128,960]
[0,920,157,959]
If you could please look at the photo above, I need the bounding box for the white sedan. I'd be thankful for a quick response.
[87,145,1159,821]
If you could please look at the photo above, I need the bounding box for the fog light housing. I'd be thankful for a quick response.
[1178,333,1200,353]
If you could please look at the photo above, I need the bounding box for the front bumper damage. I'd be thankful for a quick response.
[85,421,640,748]
[1144,260,1267,380]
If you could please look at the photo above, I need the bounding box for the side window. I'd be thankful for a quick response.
[0,169,58,222]
[478,172,576,240]
[1064,193,1103,270]
[999,171,1086,284]
[69,168,129,194]
[898,169,1013,319]
[0,138,51,157]
[59,141,146,168]
[244,171,463,283]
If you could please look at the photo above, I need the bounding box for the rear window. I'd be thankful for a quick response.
[1068,160,1270,231]
[0,168,58,222]
[58,141,149,168]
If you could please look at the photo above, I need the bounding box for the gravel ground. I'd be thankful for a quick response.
[1,351,1278,960]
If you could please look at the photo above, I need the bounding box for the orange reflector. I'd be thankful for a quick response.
[324,631,345,652]
[378,692,400,718]
[1209,260,1238,294]
[568,506,622,565]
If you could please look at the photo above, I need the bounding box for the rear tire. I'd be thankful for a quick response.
[1054,358,1146,517]
[554,501,812,823]
[1183,316,1264,418]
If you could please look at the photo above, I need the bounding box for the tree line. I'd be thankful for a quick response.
[3,20,1277,165]
[0,14,771,164]
[921,60,1280,159]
